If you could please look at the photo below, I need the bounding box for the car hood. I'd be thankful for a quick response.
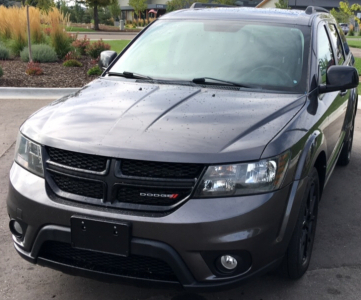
[21,78,306,164]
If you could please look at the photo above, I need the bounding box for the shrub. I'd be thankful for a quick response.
[90,58,98,65]
[20,44,58,63]
[0,45,10,60]
[86,39,111,59]
[63,59,82,67]
[87,65,102,76]
[0,6,27,55]
[51,30,72,58]
[48,9,72,58]
[64,50,80,61]
[43,27,51,36]
[26,62,43,75]
[72,35,90,55]
[67,33,78,43]
[9,36,27,56]
[0,65,3,77]
[348,28,354,36]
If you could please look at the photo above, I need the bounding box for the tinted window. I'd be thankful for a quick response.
[328,24,345,65]
[109,20,310,93]
[317,25,335,84]
[337,24,350,55]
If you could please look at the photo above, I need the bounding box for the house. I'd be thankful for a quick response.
[257,0,361,10]
[119,0,262,21]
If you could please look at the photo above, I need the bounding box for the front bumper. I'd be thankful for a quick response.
[7,162,307,291]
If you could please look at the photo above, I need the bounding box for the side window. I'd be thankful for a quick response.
[337,24,350,55]
[317,25,335,84]
[327,24,345,65]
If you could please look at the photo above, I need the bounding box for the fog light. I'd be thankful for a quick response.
[9,220,24,238]
[220,255,238,270]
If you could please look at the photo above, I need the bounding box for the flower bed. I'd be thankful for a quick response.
[0,57,97,87]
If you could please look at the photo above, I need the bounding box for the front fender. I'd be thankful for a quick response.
[294,129,326,181]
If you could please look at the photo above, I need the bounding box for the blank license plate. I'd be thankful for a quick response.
[71,216,131,256]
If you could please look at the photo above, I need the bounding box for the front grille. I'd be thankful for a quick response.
[116,186,192,206]
[49,171,104,199]
[39,241,178,282]
[121,159,203,179]
[47,147,108,172]
[45,147,204,211]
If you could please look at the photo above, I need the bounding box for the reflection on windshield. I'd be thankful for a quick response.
[110,20,308,92]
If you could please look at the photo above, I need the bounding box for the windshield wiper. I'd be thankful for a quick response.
[192,77,254,88]
[107,71,153,80]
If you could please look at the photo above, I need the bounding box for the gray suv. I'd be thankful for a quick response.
[7,5,359,291]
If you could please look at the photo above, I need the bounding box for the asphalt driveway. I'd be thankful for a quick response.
[1,99,361,300]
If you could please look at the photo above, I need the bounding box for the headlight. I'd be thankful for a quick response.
[194,151,290,198]
[14,133,44,177]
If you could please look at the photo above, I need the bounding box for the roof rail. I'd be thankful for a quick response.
[305,6,329,15]
[190,2,234,9]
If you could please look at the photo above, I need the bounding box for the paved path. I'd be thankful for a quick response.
[1,100,361,300]
[351,47,361,58]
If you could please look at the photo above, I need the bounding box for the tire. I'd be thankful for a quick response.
[282,167,320,279]
[337,111,355,166]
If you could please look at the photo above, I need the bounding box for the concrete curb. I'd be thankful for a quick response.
[0,87,80,100]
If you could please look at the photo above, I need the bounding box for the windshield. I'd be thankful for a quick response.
[109,20,310,93]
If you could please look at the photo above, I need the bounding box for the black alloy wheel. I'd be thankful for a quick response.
[282,167,320,279]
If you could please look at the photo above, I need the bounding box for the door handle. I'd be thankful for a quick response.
[339,90,347,96]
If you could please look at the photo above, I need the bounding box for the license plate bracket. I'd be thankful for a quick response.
[71,216,131,256]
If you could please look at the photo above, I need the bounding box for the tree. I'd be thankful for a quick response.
[275,0,289,9]
[109,0,121,20]
[85,0,115,30]
[166,0,235,13]
[36,0,55,12]
[216,0,235,5]
[128,0,147,19]
[330,1,361,27]
[166,0,206,12]
[0,0,10,7]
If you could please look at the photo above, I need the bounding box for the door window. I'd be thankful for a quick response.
[317,25,335,84]
[327,24,345,65]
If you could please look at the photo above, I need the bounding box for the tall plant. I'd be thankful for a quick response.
[48,8,71,58]
[275,0,289,9]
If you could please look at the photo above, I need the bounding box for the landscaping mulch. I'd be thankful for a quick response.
[0,57,97,88]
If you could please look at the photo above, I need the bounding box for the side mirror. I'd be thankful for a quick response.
[319,65,359,94]
[98,51,117,70]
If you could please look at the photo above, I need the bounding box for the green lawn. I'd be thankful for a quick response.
[345,35,361,39]
[353,57,361,94]
[347,38,361,48]
[66,27,96,32]
[102,40,131,54]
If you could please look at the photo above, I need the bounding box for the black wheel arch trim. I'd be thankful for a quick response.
[294,129,325,181]
[276,130,325,243]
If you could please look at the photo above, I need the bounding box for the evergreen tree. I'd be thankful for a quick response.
[0,0,10,7]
